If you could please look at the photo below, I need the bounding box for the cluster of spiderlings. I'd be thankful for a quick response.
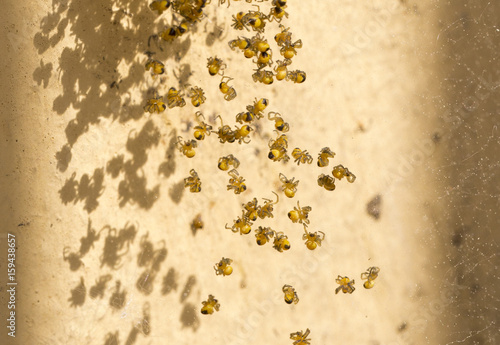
[206,56,238,101]
[316,152,356,191]
[211,115,253,144]
[285,198,324,251]
[225,2,305,85]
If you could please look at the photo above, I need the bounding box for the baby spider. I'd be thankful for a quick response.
[254,226,275,245]
[243,198,259,221]
[160,21,189,42]
[282,284,299,304]
[281,39,303,60]
[229,36,251,51]
[184,169,201,193]
[201,294,220,315]
[234,124,253,144]
[227,169,247,194]
[317,174,336,191]
[218,154,240,171]
[252,69,274,85]
[176,136,197,158]
[245,6,268,32]
[268,5,288,22]
[286,70,306,84]
[274,59,290,81]
[332,164,356,183]
[255,50,273,68]
[166,87,186,108]
[317,147,335,167]
[188,86,206,107]
[250,33,271,53]
[149,0,171,15]
[231,11,249,31]
[302,226,325,250]
[275,24,292,47]
[268,112,290,132]
[226,210,252,235]
[247,97,269,118]
[288,201,311,225]
[257,191,279,219]
[335,275,355,294]
[213,115,236,143]
[219,76,237,101]
[145,58,165,76]
[143,92,166,114]
[207,56,226,76]
[236,111,255,124]
[269,133,289,162]
[273,231,290,252]
[191,214,203,234]
[279,173,299,198]
[361,266,380,289]
[290,328,311,345]
[214,257,233,276]
[292,148,313,165]
[192,112,212,140]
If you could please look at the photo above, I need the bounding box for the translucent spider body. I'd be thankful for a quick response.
[218,154,240,171]
[233,124,253,144]
[275,25,292,47]
[184,169,201,192]
[252,69,274,84]
[257,192,279,219]
[286,70,306,84]
[176,136,197,158]
[273,231,290,252]
[236,111,255,124]
[255,226,275,245]
[226,211,252,235]
[149,0,171,15]
[317,147,335,167]
[227,169,247,194]
[193,112,212,140]
[243,198,259,221]
[213,115,236,143]
[214,257,233,276]
[166,87,186,108]
[144,93,167,114]
[282,284,299,304]
[245,7,268,32]
[269,133,289,162]
[302,226,325,250]
[280,39,302,59]
[219,76,237,101]
[229,37,251,51]
[332,164,356,183]
[268,112,289,132]
[188,86,206,107]
[290,329,311,345]
[274,60,290,81]
[207,56,226,76]
[255,50,273,68]
[268,5,288,22]
[232,11,249,31]
[335,276,355,294]
[145,59,165,76]
[361,266,380,289]
[201,294,220,314]
[292,148,313,165]
[279,173,299,198]
[247,98,269,118]
[288,201,311,224]
[250,34,271,53]
[317,174,336,191]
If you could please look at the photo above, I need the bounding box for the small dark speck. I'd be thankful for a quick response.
[240,280,247,289]
[470,283,480,294]
[18,221,30,227]
[432,132,441,143]
[451,231,464,247]
[367,195,382,220]
[398,321,408,332]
